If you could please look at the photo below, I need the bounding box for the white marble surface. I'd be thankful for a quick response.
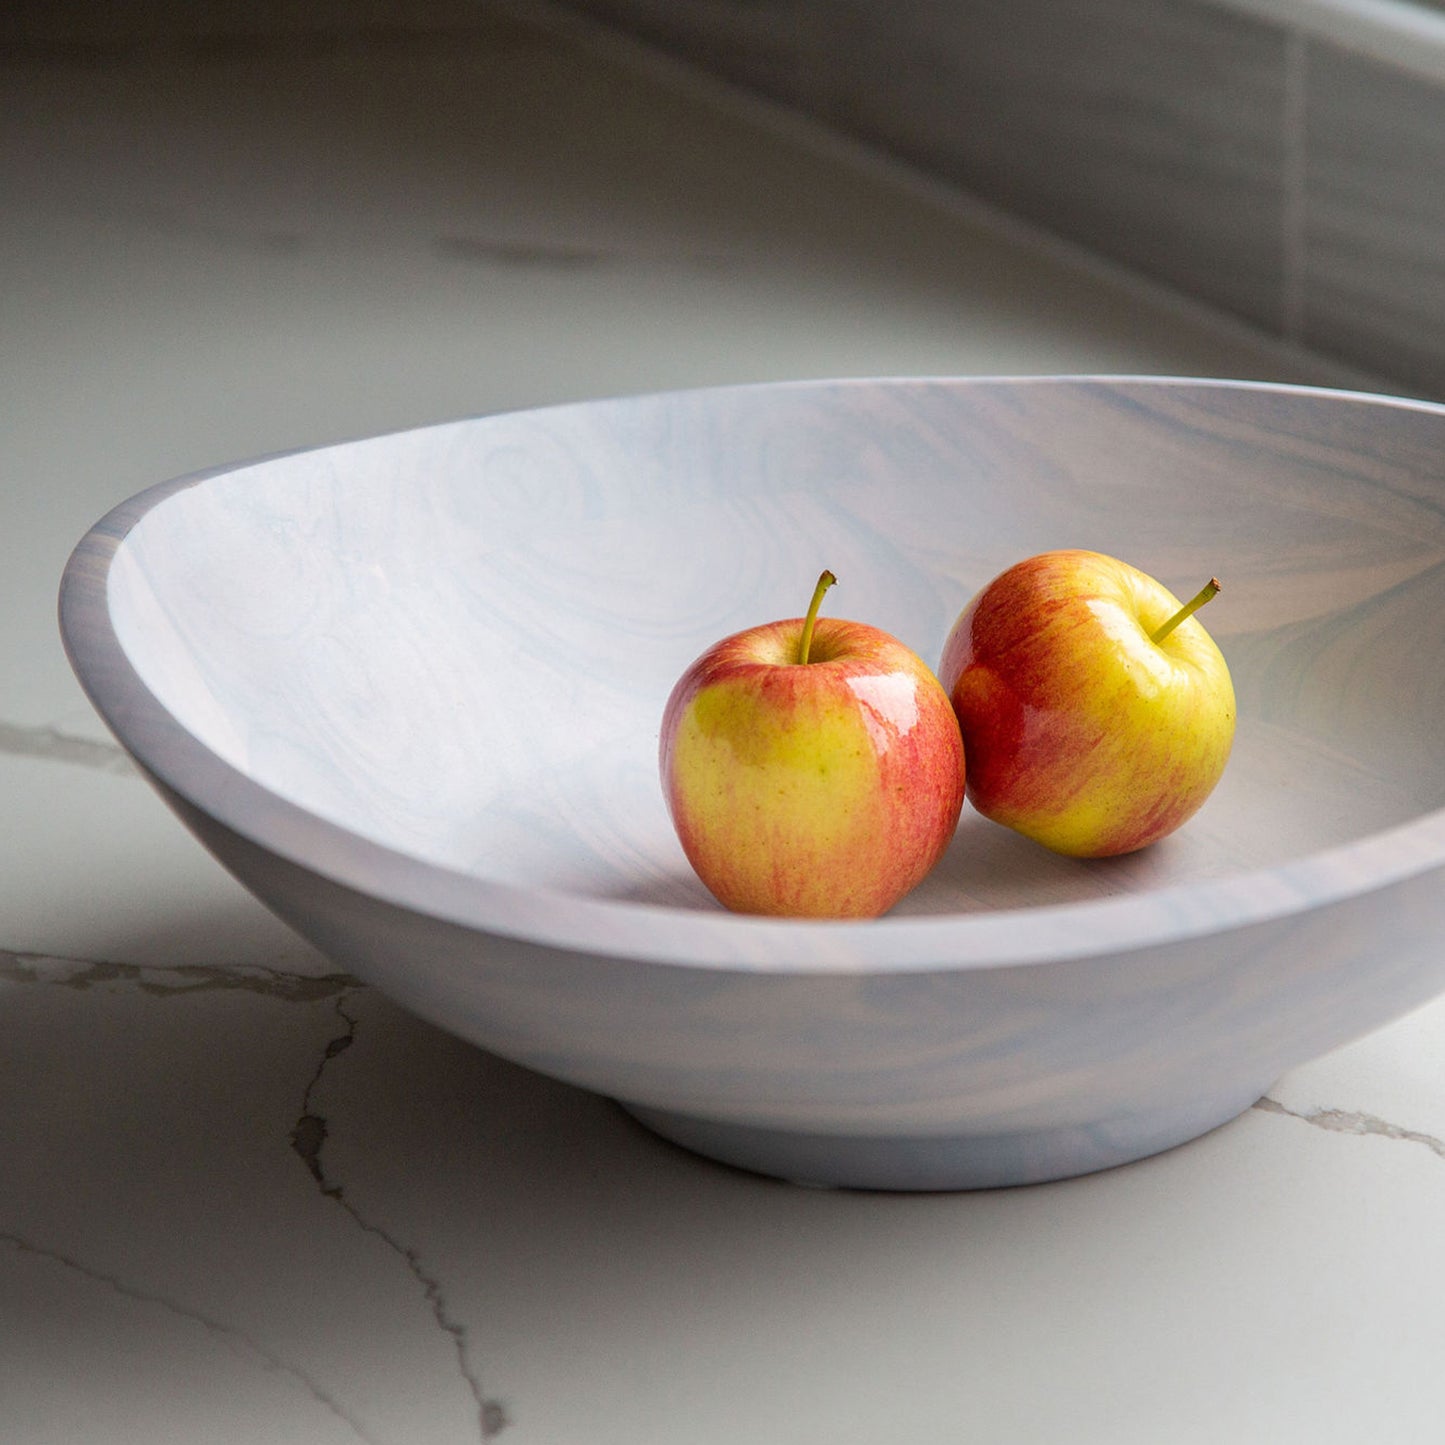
[4,3,1444,1440]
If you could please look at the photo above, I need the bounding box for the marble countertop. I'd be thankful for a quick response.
[5,6,1444,1441]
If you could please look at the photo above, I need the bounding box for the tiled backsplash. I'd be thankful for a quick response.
[554,0,1445,399]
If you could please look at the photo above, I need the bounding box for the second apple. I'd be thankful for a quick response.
[939,549,1235,857]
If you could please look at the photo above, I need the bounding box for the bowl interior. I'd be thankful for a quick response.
[102,378,1445,917]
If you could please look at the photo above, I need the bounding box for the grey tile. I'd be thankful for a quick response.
[826,0,1290,332]
[1303,42,1445,399]
[562,0,1297,339]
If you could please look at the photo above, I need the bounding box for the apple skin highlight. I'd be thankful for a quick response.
[661,616,966,919]
[939,550,1235,858]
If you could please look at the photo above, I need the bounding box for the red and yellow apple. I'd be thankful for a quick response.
[939,549,1234,857]
[660,572,966,918]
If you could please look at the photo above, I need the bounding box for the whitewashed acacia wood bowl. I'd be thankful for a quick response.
[60,376,1445,1190]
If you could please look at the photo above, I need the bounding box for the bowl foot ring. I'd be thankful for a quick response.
[621,1081,1271,1191]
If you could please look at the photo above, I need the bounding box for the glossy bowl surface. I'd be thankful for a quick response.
[61,376,1445,1188]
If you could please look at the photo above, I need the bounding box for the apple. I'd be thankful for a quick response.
[660,572,966,918]
[938,549,1234,857]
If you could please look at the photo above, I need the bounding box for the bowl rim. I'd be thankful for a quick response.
[58,373,1445,975]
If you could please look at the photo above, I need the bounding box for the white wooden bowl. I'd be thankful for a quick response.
[60,377,1445,1189]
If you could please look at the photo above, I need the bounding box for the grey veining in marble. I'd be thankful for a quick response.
[9,944,1445,1440]
[1254,1093,1445,1162]
[1,951,509,1441]
[4,941,1441,1443]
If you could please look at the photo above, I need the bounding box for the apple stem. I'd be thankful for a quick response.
[1151,577,1221,644]
[798,569,837,664]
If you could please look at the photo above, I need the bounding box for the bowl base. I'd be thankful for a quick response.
[621,1081,1271,1191]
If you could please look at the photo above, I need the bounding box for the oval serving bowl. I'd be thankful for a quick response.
[60,376,1445,1190]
